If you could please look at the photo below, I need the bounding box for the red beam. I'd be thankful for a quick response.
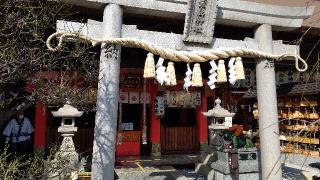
[197,91,208,143]
[149,80,160,144]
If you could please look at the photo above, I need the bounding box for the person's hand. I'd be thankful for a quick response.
[5,137,9,144]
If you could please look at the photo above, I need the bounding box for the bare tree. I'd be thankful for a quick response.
[0,0,99,110]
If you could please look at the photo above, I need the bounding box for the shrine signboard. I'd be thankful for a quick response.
[120,74,141,89]
[183,0,218,44]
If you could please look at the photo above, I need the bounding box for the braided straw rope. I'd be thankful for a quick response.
[46,32,308,72]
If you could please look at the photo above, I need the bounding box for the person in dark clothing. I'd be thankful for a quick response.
[2,110,34,157]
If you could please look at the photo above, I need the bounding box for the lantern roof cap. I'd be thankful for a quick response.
[202,98,235,117]
[51,102,83,117]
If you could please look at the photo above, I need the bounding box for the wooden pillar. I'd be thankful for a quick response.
[34,102,46,154]
[149,80,161,156]
[197,90,208,152]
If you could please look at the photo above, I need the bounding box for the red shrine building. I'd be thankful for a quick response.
[5,0,318,163]
[32,64,215,157]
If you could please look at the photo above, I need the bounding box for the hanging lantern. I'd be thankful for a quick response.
[166,62,177,86]
[235,57,245,80]
[228,57,237,85]
[192,63,203,87]
[183,63,192,91]
[154,96,165,117]
[207,60,218,89]
[155,57,169,85]
[241,69,253,88]
[143,53,155,78]
[217,60,227,82]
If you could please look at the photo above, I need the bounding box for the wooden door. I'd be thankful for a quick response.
[161,108,199,154]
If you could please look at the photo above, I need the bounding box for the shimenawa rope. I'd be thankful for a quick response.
[46,32,308,72]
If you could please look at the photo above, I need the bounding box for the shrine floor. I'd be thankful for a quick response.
[78,153,319,179]
[115,167,204,180]
[113,154,319,180]
[115,154,204,179]
[115,154,199,168]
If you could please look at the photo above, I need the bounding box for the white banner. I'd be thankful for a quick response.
[139,92,150,104]
[119,92,129,103]
[129,92,140,104]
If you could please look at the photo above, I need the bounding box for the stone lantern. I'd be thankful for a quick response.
[202,98,235,148]
[51,103,83,179]
[197,98,260,180]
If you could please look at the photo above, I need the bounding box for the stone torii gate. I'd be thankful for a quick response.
[54,0,313,179]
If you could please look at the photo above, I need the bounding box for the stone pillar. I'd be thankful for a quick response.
[254,24,282,180]
[91,4,123,180]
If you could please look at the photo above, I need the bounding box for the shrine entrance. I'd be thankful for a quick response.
[161,108,199,154]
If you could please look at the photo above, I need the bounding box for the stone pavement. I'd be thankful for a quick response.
[115,166,205,180]
[281,153,320,180]
[282,163,320,180]
[114,153,320,180]
[116,165,319,180]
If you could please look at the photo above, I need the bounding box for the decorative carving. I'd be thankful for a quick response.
[60,136,76,152]
[102,44,119,59]
[156,0,187,4]
[264,59,275,69]
[164,91,201,108]
[183,0,218,44]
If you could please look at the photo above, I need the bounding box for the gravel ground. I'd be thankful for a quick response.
[115,162,319,180]
[115,167,205,180]
[282,164,320,180]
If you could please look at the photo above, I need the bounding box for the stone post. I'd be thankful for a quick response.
[254,24,282,180]
[91,4,123,180]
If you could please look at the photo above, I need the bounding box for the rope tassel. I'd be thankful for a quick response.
[166,62,177,86]
[143,53,155,78]
[184,64,192,91]
[228,57,237,85]
[155,57,169,85]
[192,63,203,87]
[217,60,227,83]
[235,57,245,80]
[207,60,218,89]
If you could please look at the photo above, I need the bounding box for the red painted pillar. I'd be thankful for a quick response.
[149,80,161,156]
[34,103,46,153]
[197,90,208,151]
